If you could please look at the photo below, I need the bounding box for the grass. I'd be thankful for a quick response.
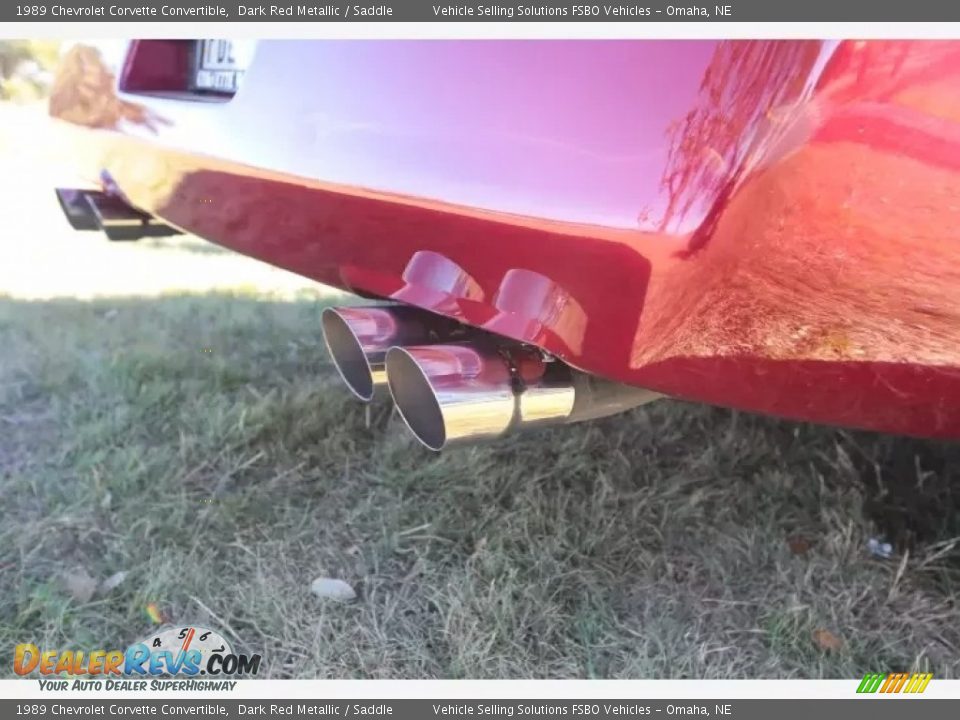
[1,288,959,679]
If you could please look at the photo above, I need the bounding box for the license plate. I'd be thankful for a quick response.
[194,39,248,93]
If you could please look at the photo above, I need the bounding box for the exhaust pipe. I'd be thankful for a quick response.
[385,342,660,451]
[321,305,464,402]
[55,188,180,241]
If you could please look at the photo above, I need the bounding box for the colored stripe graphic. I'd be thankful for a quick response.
[887,673,907,693]
[857,673,886,693]
[857,672,932,694]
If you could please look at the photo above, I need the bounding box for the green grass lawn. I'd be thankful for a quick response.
[1,287,959,679]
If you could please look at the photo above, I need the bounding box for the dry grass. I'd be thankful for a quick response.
[1,100,959,680]
[1,288,959,678]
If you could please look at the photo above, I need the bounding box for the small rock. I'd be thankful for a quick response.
[100,571,127,592]
[867,537,894,559]
[62,568,97,603]
[310,577,357,602]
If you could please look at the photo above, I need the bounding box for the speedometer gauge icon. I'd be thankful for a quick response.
[136,626,233,674]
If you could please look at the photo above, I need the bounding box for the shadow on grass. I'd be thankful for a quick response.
[0,292,958,679]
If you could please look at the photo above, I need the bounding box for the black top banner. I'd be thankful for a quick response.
[8,0,960,22]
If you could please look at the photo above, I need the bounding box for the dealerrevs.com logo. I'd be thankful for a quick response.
[14,626,261,691]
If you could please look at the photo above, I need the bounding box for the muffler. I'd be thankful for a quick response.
[385,342,660,451]
[321,305,464,402]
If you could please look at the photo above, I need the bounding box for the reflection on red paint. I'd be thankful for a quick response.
[486,269,587,355]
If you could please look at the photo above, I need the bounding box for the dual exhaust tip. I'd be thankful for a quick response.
[321,305,464,404]
[322,305,659,451]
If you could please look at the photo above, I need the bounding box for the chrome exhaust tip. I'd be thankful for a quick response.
[382,347,457,451]
[321,305,463,402]
[386,342,663,451]
[385,343,578,451]
[321,307,381,402]
[384,344,515,450]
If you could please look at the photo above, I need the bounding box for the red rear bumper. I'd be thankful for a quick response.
[51,39,960,438]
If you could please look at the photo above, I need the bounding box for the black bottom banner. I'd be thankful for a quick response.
[2,700,957,720]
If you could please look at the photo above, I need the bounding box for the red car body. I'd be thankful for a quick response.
[50,39,960,439]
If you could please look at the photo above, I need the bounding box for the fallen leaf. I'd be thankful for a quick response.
[62,568,97,603]
[100,571,127,592]
[812,628,843,652]
[787,535,812,556]
[144,602,168,624]
[310,577,357,602]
